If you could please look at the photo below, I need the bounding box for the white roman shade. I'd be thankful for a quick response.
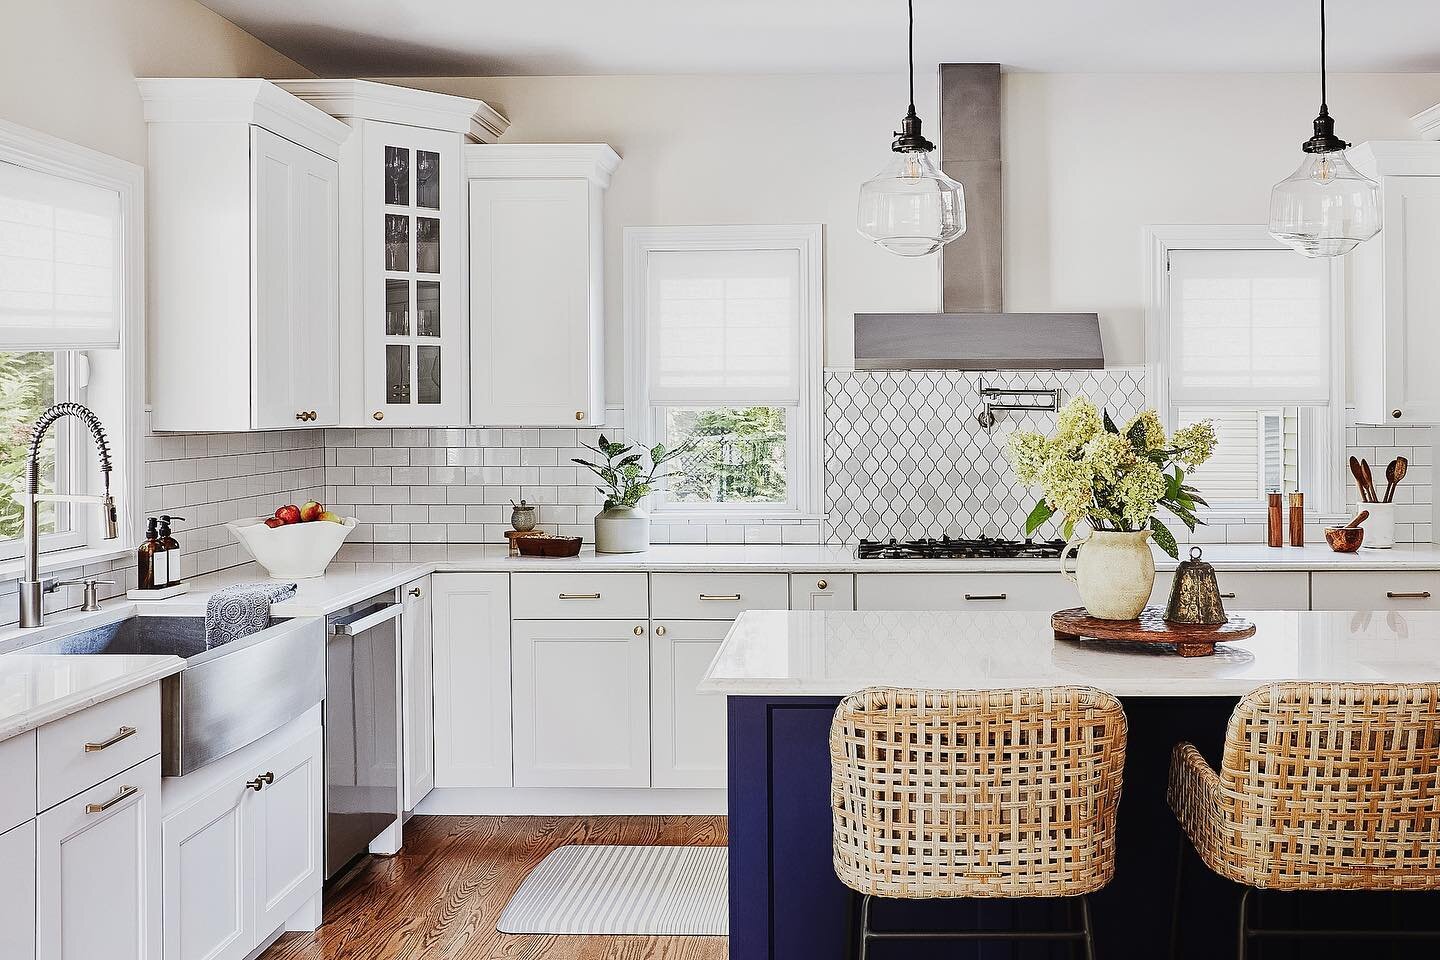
[1167,249,1330,406]
[645,248,801,405]
[0,159,122,350]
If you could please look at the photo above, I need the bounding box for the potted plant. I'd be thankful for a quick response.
[1006,398,1217,619]
[573,435,693,554]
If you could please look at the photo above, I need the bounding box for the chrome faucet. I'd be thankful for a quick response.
[18,403,118,628]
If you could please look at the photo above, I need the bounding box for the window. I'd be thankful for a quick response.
[624,225,822,516]
[0,119,143,561]
[1148,227,1343,515]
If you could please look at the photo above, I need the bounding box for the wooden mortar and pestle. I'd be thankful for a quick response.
[1324,510,1368,552]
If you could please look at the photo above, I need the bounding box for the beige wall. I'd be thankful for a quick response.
[401,72,1440,390]
[0,0,309,165]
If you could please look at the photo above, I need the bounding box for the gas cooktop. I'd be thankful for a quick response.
[856,536,1068,560]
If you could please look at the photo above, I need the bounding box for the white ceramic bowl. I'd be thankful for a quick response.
[226,516,357,579]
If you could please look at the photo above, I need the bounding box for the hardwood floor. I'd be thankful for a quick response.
[262,815,729,960]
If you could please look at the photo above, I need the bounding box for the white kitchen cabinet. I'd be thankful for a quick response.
[857,573,1076,611]
[161,713,323,960]
[650,620,729,789]
[1350,142,1440,425]
[1309,571,1440,611]
[139,79,349,432]
[0,820,36,960]
[37,755,162,960]
[277,81,509,427]
[512,619,650,788]
[650,573,788,620]
[1152,570,1310,611]
[400,575,435,810]
[467,145,620,427]
[790,574,856,611]
[431,573,513,787]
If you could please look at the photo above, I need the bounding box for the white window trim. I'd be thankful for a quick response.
[1144,224,1347,521]
[0,119,145,558]
[623,224,824,520]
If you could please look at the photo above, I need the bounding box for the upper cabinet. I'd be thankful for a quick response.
[1349,141,1440,424]
[140,79,350,432]
[467,145,619,427]
[276,80,509,427]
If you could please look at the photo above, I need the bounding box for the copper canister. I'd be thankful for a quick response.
[1289,492,1305,547]
[1267,492,1284,547]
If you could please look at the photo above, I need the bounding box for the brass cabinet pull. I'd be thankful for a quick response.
[1388,591,1432,599]
[409,587,422,598]
[655,625,667,636]
[575,411,585,421]
[86,783,138,814]
[295,411,306,421]
[84,725,137,752]
[633,625,645,636]
[1219,593,1237,599]
[700,594,742,602]
[816,579,828,590]
[246,771,275,791]
[559,593,601,600]
[963,593,1007,601]
[373,411,385,421]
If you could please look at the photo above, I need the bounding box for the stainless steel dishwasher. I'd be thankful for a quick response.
[325,594,403,880]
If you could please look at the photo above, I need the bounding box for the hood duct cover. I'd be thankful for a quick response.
[855,64,1105,371]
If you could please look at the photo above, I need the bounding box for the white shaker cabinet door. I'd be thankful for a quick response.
[469,177,602,426]
[512,620,650,788]
[0,820,36,960]
[252,726,324,937]
[650,620,729,789]
[162,778,251,960]
[251,125,340,429]
[37,756,162,960]
[790,574,856,611]
[400,575,436,809]
[431,573,513,787]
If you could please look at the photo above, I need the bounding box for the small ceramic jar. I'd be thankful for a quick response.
[510,499,537,532]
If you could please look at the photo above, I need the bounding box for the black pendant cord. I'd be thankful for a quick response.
[907,0,916,114]
[1319,0,1328,114]
[891,0,934,153]
[1302,0,1347,154]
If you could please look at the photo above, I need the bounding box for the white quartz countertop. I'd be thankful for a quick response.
[0,652,184,741]
[699,608,1440,698]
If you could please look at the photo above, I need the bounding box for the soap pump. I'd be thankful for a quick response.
[137,518,168,591]
[157,515,185,587]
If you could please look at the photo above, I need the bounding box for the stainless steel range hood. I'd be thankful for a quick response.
[855,64,1104,371]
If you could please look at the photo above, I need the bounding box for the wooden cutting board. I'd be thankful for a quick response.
[1051,606,1255,658]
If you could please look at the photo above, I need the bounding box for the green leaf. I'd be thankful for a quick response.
[1023,499,1055,536]
[1126,419,1149,450]
[1062,517,1076,540]
[1103,409,1120,434]
[1150,517,1179,559]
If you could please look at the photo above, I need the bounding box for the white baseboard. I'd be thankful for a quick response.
[415,786,727,816]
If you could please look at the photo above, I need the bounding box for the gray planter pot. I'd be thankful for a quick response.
[594,505,650,554]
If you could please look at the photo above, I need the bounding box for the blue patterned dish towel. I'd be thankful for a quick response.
[205,581,298,648]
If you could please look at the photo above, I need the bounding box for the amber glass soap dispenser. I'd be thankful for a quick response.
[137,517,169,591]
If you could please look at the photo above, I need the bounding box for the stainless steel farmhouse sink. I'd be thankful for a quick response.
[29,613,325,776]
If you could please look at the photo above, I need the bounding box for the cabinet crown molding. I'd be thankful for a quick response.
[136,78,351,160]
[464,143,622,187]
[1349,140,1440,178]
[272,79,509,143]
[1413,102,1440,141]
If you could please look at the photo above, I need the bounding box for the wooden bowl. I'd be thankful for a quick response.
[1324,526,1364,552]
[516,535,583,558]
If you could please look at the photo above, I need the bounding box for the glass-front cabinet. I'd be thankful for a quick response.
[366,123,467,425]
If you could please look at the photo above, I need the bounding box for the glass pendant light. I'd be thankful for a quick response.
[857,0,965,257]
[1268,0,1380,258]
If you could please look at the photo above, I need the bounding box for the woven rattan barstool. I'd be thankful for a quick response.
[1168,682,1440,958]
[830,686,1128,959]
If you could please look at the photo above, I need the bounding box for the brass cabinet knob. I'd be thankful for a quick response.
[1393,409,1403,419]
[373,411,385,421]
[295,411,306,421]
[575,411,585,421]
[309,410,318,420]
[633,625,645,636]
[655,625,667,636]
[816,579,828,590]
[246,772,274,791]
[409,587,422,598]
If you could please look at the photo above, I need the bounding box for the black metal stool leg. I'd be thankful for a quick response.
[1170,830,1186,960]
[1079,894,1097,960]
[843,890,859,960]
[1236,888,1252,960]
[857,894,872,960]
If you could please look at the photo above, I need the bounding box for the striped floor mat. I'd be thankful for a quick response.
[497,844,728,936]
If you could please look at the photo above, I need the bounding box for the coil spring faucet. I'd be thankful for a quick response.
[19,403,118,627]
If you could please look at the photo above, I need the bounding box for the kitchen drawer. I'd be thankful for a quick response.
[651,574,788,621]
[1310,571,1440,611]
[511,573,648,620]
[37,683,161,813]
[1152,571,1310,611]
[856,573,1075,611]
[790,574,856,611]
[0,731,35,833]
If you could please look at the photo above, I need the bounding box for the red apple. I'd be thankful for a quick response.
[263,517,286,529]
[299,500,324,522]
[275,504,301,525]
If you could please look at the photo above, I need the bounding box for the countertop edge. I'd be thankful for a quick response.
[0,654,185,742]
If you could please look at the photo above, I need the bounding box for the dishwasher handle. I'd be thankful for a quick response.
[330,602,402,636]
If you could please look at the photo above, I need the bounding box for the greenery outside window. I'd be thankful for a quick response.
[0,350,85,557]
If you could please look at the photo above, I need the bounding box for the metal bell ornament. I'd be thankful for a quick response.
[1164,547,1228,625]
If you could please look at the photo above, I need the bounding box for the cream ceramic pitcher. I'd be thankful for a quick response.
[1060,528,1156,620]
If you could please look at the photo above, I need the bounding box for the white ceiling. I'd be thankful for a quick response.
[201,0,1440,78]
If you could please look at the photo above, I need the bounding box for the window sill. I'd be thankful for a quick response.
[649,510,826,524]
[0,544,132,588]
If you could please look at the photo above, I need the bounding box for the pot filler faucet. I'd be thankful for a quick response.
[19,403,118,628]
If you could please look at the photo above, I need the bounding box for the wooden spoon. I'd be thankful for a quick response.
[1349,456,1371,502]
[1383,456,1408,503]
[1360,459,1379,503]
[1346,510,1370,528]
